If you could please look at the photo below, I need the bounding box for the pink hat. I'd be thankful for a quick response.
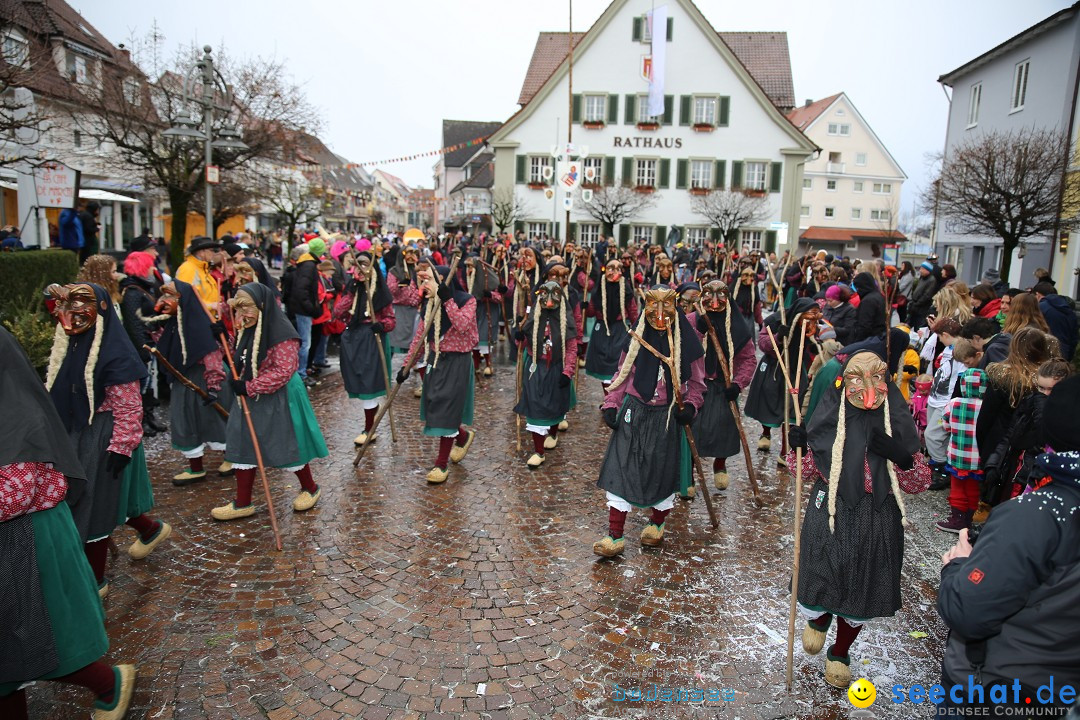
[330,240,348,261]
[825,285,843,301]
[354,238,372,253]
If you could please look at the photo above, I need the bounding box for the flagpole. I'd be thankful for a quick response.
[565,0,573,246]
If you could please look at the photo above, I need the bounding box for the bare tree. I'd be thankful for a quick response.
[490,187,531,233]
[189,164,263,235]
[576,184,659,238]
[689,189,771,243]
[75,35,322,265]
[0,22,60,167]
[923,128,1080,279]
[261,170,325,240]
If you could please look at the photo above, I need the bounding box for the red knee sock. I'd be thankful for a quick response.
[83,539,108,585]
[532,432,546,455]
[948,476,965,511]
[235,468,256,507]
[472,350,482,370]
[649,507,670,526]
[761,427,772,438]
[831,618,862,659]
[56,661,116,702]
[189,455,204,473]
[548,426,559,440]
[712,457,726,472]
[608,507,628,539]
[125,514,159,542]
[962,477,981,512]
[417,366,426,381]
[809,612,833,632]
[455,426,469,446]
[294,464,317,494]
[0,689,28,720]
[364,407,377,432]
[436,437,454,469]
[484,354,492,368]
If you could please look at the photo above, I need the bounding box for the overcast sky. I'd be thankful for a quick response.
[80,0,1069,215]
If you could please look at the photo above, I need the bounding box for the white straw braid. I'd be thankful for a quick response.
[177,305,188,365]
[827,398,845,533]
[45,322,67,391]
[884,394,908,528]
[84,315,103,426]
[250,311,263,380]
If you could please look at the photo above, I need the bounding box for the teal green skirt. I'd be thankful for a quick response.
[421,362,475,437]
[678,433,693,497]
[0,503,107,696]
[286,374,330,465]
[117,443,154,526]
[569,377,578,411]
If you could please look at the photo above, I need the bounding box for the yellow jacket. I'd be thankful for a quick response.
[175,255,220,318]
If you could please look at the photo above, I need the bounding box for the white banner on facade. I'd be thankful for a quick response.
[647,6,668,117]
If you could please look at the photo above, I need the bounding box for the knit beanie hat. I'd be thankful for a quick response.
[308,238,327,258]
[825,285,843,301]
[920,261,934,272]
[1045,375,1080,452]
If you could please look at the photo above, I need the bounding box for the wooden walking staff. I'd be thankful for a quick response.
[367,291,397,443]
[628,329,719,529]
[354,251,462,467]
[766,325,807,691]
[513,267,534,452]
[693,306,762,507]
[144,345,230,419]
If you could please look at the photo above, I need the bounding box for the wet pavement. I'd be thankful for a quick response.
[27,343,957,719]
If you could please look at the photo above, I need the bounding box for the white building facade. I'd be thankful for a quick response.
[487,0,815,252]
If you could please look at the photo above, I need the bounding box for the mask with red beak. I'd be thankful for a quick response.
[155,283,180,315]
[536,280,563,310]
[701,280,728,313]
[644,287,677,331]
[604,260,622,283]
[843,352,888,411]
[48,283,99,335]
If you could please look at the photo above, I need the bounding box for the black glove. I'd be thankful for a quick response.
[105,451,130,478]
[436,282,452,302]
[482,289,493,300]
[210,320,227,337]
[602,406,619,430]
[674,404,696,426]
[396,367,410,384]
[775,323,790,338]
[202,392,219,407]
[559,373,571,388]
[370,321,386,334]
[230,378,248,397]
[868,428,914,470]
[696,314,708,333]
[980,469,1000,503]
[497,284,508,295]
[903,364,918,375]
[788,423,808,451]
[723,383,741,401]
[514,329,526,342]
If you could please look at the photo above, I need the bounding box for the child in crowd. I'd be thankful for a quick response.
[937,367,987,533]
[951,339,978,375]
[924,318,967,491]
[911,373,933,444]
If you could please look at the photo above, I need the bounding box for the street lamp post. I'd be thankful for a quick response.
[162,45,248,239]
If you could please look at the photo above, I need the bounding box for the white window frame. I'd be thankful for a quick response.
[1011,60,1029,112]
[855,153,868,167]
[967,83,982,128]
[741,229,764,250]
[636,94,660,123]
[584,94,607,123]
[693,96,717,125]
[122,77,141,106]
[872,182,892,195]
[582,156,603,185]
[2,31,29,68]
[800,205,811,218]
[853,181,864,193]
[839,124,850,136]
[527,221,548,240]
[528,156,551,184]
[827,123,839,136]
[578,222,601,244]
[744,161,767,191]
[826,179,837,192]
[851,207,862,220]
[844,239,860,253]
[690,159,712,189]
[686,226,709,246]
[632,225,655,244]
[828,151,842,164]
[66,52,87,85]
[824,207,835,218]
[802,177,812,190]
[635,158,657,188]
[870,209,891,222]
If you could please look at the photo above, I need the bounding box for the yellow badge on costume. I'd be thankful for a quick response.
[835,377,843,388]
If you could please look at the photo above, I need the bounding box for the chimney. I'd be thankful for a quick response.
[804,98,813,107]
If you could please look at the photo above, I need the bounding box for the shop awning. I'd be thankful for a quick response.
[79,189,139,203]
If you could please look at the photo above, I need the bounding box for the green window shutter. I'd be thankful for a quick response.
[662,95,674,125]
[569,222,577,241]
[656,226,666,245]
[554,221,560,240]
[625,94,636,124]
[603,157,615,186]
[715,160,726,189]
[516,155,526,184]
[710,227,721,242]
[666,17,673,40]
[514,221,525,234]
[619,224,630,246]
[676,159,688,189]
[572,94,582,123]
[607,94,619,124]
[659,158,671,188]
[719,96,730,127]
[731,161,744,190]
[769,161,783,193]
[622,157,634,185]
[679,95,691,126]
[765,230,778,253]
[632,16,642,41]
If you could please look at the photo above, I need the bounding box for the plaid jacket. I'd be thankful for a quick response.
[941,368,986,471]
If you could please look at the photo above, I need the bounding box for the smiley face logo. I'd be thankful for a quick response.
[848,678,876,708]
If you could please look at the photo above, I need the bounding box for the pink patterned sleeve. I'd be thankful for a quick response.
[627,297,639,325]
[0,462,68,521]
[99,381,143,456]
[573,303,583,336]
[732,341,757,389]
[601,352,631,411]
[444,294,476,333]
[562,335,578,377]
[202,348,225,392]
[389,273,421,307]
[897,452,932,494]
[244,339,300,397]
[377,303,396,333]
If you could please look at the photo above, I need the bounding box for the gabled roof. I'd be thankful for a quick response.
[939,2,1080,86]
[375,169,412,197]
[449,163,494,195]
[786,93,842,131]
[441,119,504,168]
[800,227,906,243]
[516,29,796,111]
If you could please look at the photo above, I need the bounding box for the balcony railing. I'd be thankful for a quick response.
[827,162,845,174]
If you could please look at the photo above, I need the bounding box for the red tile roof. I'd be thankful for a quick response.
[786,93,842,131]
[800,227,907,243]
[517,30,795,111]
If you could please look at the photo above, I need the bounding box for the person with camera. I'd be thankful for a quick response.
[936,374,1080,717]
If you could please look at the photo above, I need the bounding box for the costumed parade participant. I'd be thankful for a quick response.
[45,283,170,597]
[585,259,639,393]
[513,280,577,468]
[465,255,505,377]
[397,259,479,484]
[731,264,763,329]
[594,287,706,557]
[154,281,232,486]
[570,246,596,368]
[687,279,756,492]
[0,327,138,720]
[339,251,395,447]
[387,245,424,397]
[789,346,929,689]
[212,283,329,521]
[651,255,677,288]
[745,297,821,458]
[544,258,580,433]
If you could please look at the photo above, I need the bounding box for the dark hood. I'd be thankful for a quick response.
[852,272,877,297]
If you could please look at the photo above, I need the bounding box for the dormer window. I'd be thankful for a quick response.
[122,77,141,106]
[2,31,29,68]
[66,52,87,84]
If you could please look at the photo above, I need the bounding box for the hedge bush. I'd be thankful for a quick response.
[0,249,78,320]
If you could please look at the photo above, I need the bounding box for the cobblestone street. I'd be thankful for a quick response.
[28,347,955,720]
